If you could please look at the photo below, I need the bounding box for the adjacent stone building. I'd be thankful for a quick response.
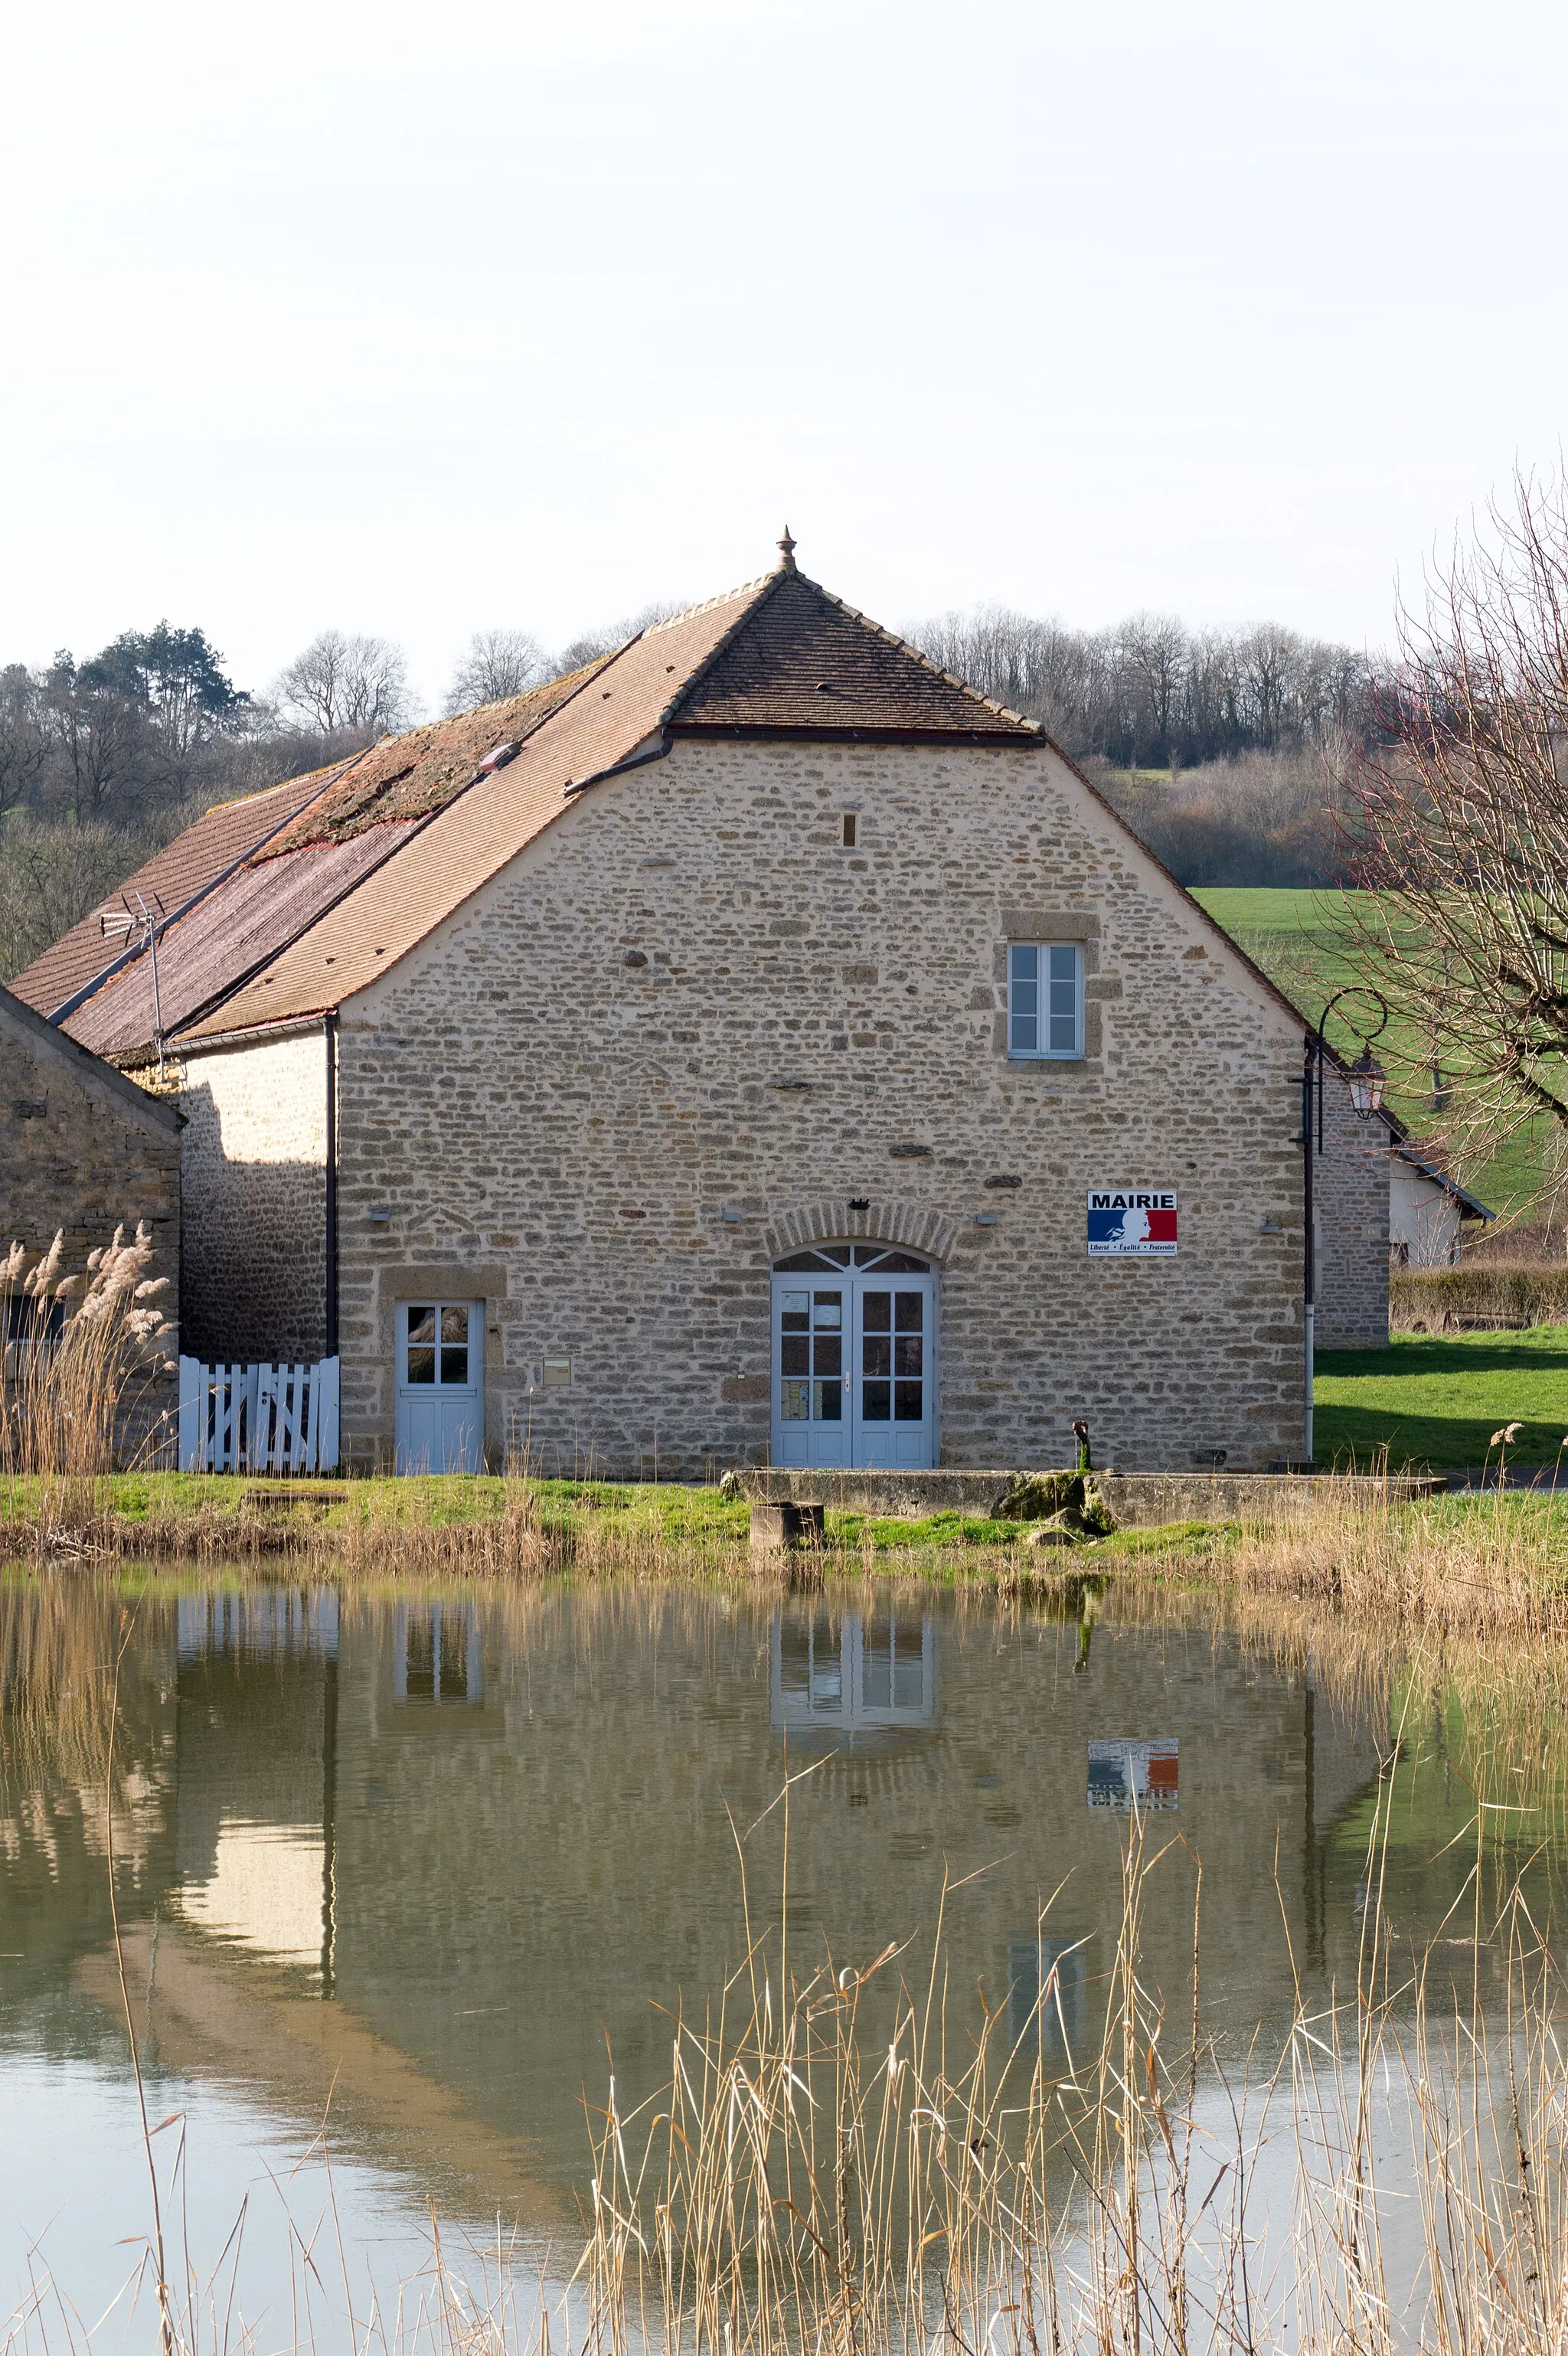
[8,541,1397,1472]
[0,982,181,1439]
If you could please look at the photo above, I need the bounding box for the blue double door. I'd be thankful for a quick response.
[769,1244,936,1469]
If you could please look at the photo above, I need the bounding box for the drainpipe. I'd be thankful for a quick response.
[325,1015,338,1357]
[1302,1037,1315,1465]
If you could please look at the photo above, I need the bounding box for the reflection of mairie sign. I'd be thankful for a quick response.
[1086,1737,1179,1809]
[1086,1189,1178,1256]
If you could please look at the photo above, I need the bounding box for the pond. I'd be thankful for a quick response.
[2,1573,1562,2346]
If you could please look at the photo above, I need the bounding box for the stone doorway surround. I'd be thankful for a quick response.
[368,1260,509,1469]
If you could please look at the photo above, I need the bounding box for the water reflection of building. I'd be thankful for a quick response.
[178,1588,339,1662]
[9,1586,1415,2228]
[1086,1737,1179,1811]
[393,1603,482,1704]
[172,1586,338,1982]
[1007,1936,1089,2060]
[771,1611,938,1740]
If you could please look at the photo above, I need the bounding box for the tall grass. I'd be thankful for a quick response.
[0,1224,174,1552]
[1211,1484,1568,1635]
[24,1782,1560,2354]
[570,1778,1568,2356]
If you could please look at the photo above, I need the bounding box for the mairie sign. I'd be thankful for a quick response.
[1087,1189,1178,1257]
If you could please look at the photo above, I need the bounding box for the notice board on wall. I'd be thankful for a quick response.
[1086,1189,1178,1256]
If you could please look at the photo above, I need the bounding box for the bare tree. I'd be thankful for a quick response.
[905,604,1380,772]
[0,665,48,811]
[273,630,414,740]
[444,629,545,715]
[1342,473,1568,1178]
[548,601,686,675]
[1116,614,1187,765]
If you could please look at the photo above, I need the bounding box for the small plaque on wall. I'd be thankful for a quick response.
[1087,1189,1178,1256]
[542,1357,573,1387]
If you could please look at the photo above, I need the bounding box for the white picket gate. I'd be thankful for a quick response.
[178,1356,341,1474]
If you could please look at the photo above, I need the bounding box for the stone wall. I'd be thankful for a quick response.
[178,1027,328,1363]
[1313,1065,1392,1350]
[332,737,1325,1474]
[1,985,181,1454]
[739,1467,1446,1520]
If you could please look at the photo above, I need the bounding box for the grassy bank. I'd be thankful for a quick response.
[0,1466,1228,1581]
[5,1469,1568,1637]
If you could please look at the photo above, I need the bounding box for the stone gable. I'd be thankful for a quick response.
[317,735,1324,1474]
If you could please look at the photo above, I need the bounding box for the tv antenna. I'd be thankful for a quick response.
[100,889,169,1082]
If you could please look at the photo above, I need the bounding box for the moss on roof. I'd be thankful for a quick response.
[256,660,611,858]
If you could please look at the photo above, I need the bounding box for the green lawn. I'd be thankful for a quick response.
[1192,886,1545,1218]
[1313,1328,1568,1469]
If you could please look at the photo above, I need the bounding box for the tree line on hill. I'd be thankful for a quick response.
[904,607,1381,770]
[902,607,1389,894]
[0,605,1375,984]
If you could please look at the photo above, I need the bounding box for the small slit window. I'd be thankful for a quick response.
[1008,942,1083,1059]
[841,813,858,847]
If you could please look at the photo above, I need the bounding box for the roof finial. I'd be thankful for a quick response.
[776,524,797,573]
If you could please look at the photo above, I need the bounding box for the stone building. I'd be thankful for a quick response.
[1388,1141,1493,1268]
[0,980,181,1340]
[8,541,1395,1472]
[1,980,181,1456]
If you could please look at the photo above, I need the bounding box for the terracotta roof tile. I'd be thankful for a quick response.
[177,579,773,1043]
[7,763,350,1020]
[258,663,609,858]
[70,824,420,1060]
[666,570,1037,738]
[34,554,1041,1055]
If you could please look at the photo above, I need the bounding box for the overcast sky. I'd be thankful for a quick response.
[3,0,1566,711]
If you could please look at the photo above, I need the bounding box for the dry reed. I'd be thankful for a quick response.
[1211,1480,1568,1635]
[0,1225,175,1555]
[564,1769,1568,2356]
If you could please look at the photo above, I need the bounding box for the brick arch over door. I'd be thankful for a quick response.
[761,1198,960,1266]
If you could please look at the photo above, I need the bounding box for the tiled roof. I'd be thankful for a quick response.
[6,763,351,1021]
[666,569,1038,738]
[31,551,1041,1058]
[256,662,609,858]
[176,579,773,1044]
[68,824,420,1060]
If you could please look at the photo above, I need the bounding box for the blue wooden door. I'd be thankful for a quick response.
[394,1300,483,1473]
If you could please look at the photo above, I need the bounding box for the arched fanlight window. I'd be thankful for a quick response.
[773,1244,932,1273]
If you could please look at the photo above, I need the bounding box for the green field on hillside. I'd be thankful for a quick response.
[1192,887,1544,1220]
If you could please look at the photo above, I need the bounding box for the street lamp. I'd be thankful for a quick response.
[1346,1044,1387,1119]
[1302,986,1390,1466]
